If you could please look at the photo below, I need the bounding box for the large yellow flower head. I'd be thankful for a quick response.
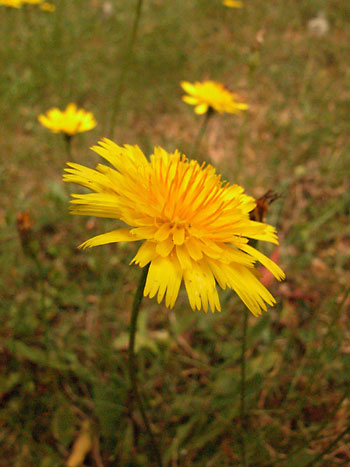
[64,139,284,316]
[38,103,97,136]
[223,0,243,8]
[181,80,249,115]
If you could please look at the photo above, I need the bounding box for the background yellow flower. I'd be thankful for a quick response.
[2,0,56,9]
[0,0,22,8]
[64,139,284,316]
[39,2,55,11]
[38,103,97,136]
[181,80,248,115]
[223,0,243,8]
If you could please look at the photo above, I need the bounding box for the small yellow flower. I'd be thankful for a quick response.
[63,139,284,316]
[0,0,22,8]
[40,1,55,11]
[38,104,97,136]
[181,80,248,115]
[223,0,243,8]
[17,0,56,11]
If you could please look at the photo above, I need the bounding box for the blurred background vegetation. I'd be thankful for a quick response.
[1,0,349,465]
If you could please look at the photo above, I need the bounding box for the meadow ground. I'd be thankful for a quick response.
[1,0,350,465]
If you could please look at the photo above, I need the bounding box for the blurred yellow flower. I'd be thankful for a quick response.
[181,80,248,115]
[64,139,284,315]
[0,0,22,8]
[38,104,97,136]
[4,0,56,9]
[40,1,55,11]
[223,0,243,8]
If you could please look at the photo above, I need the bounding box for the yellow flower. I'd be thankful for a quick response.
[223,0,243,8]
[15,0,56,11]
[38,103,97,136]
[0,0,22,8]
[181,80,248,115]
[64,139,284,316]
[39,1,55,11]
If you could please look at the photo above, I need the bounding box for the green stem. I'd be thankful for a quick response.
[266,390,349,467]
[64,134,73,161]
[304,424,350,467]
[235,112,248,181]
[284,287,350,403]
[128,264,163,467]
[109,0,144,139]
[33,255,46,314]
[240,307,248,467]
[33,256,52,350]
[18,230,46,317]
[190,108,213,162]
[52,0,67,99]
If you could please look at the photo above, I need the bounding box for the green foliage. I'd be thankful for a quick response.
[1,0,349,465]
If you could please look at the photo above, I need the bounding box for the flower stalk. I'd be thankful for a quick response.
[128,264,163,467]
[240,306,248,467]
[64,133,72,160]
[16,211,46,314]
[109,0,143,139]
[305,424,350,467]
[191,107,214,161]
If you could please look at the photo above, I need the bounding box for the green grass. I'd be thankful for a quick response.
[1,0,350,465]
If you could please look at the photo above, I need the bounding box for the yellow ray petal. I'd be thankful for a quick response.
[239,243,285,280]
[173,227,185,245]
[156,237,174,257]
[195,103,209,114]
[183,261,220,313]
[131,241,158,268]
[225,264,276,316]
[182,96,199,105]
[180,81,196,94]
[79,229,135,249]
[176,245,193,270]
[185,238,203,261]
[144,256,182,309]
